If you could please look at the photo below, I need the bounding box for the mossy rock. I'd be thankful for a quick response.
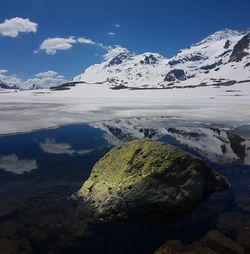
[77,140,229,221]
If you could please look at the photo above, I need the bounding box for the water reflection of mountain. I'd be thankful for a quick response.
[92,117,250,165]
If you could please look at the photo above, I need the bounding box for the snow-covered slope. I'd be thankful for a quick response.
[74,49,169,89]
[74,29,250,89]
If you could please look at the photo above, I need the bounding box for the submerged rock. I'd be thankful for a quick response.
[154,240,186,254]
[77,140,229,221]
[217,212,250,250]
[203,230,245,254]
[155,230,245,254]
[235,192,250,213]
[156,211,250,254]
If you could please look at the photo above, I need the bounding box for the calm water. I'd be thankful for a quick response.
[0,117,250,253]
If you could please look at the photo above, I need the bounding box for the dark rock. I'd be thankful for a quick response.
[50,81,86,91]
[77,140,229,221]
[237,79,250,83]
[217,211,250,250]
[224,40,231,49]
[212,80,237,86]
[154,239,220,254]
[229,34,250,62]
[140,54,159,65]
[217,49,232,58]
[201,63,217,70]
[217,212,245,237]
[110,84,129,90]
[164,69,187,82]
[154,240,185,254]
[155,229,246,254]
[108,52,133,66]
[0,82,19,90]
[203,230,245,254]
[169,53,208,66]
[168,59,182,66]
[244,63,250,68]
[236,227,250,249]
[226,132,246,161]
[200,60,222,71]
[105,125,130,140]
[155,211,250,254]
[167,127,206,138]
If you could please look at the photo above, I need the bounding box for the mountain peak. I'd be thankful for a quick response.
[103,46,134,62]
[196,29,245,46]
[212,28,243,37]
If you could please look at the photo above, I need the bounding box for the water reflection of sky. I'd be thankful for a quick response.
[0,124,109,173]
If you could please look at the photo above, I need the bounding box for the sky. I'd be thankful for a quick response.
[0,0,250,86]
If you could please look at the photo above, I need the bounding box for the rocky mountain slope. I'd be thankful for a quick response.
[74,29,250,89]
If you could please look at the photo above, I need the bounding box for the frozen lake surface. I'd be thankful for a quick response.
[0,82,250,135]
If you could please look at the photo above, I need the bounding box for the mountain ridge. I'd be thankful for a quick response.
[73,28,250,90]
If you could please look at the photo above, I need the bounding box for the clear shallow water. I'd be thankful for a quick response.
[0,117,250,253]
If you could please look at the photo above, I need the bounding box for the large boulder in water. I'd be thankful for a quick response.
[77,140,229,221]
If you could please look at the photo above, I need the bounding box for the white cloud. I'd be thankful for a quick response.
[35,70,62,78]
[0,69,22,85]
[40,138,75,155]
[39,138,95,156]
[23,70,68,89]
[77,37,96,45]
[39,36,108,54]
[108,32,115,36]
[0,154,37,174]
[77,149,95,156]
[115,24,121,28]
[40,36,77,55]
[0,17,37,37]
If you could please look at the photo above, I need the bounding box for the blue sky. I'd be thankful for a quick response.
[0,0,250,83]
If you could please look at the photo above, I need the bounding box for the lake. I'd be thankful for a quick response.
[0,116,250,253]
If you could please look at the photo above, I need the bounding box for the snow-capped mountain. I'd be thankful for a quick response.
[74,29,250,89]
[91,117,250,165]
[25,84,43,90]
[74,48,168,89]
[0,80,20,90]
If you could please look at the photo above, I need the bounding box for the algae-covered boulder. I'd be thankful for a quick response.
[77,140,229,221]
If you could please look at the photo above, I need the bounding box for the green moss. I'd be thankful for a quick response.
[78,140,196,198]
[77,139,229,220]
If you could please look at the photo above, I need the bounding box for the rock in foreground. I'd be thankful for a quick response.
[77,140,229,221]
[155,230,245,254]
